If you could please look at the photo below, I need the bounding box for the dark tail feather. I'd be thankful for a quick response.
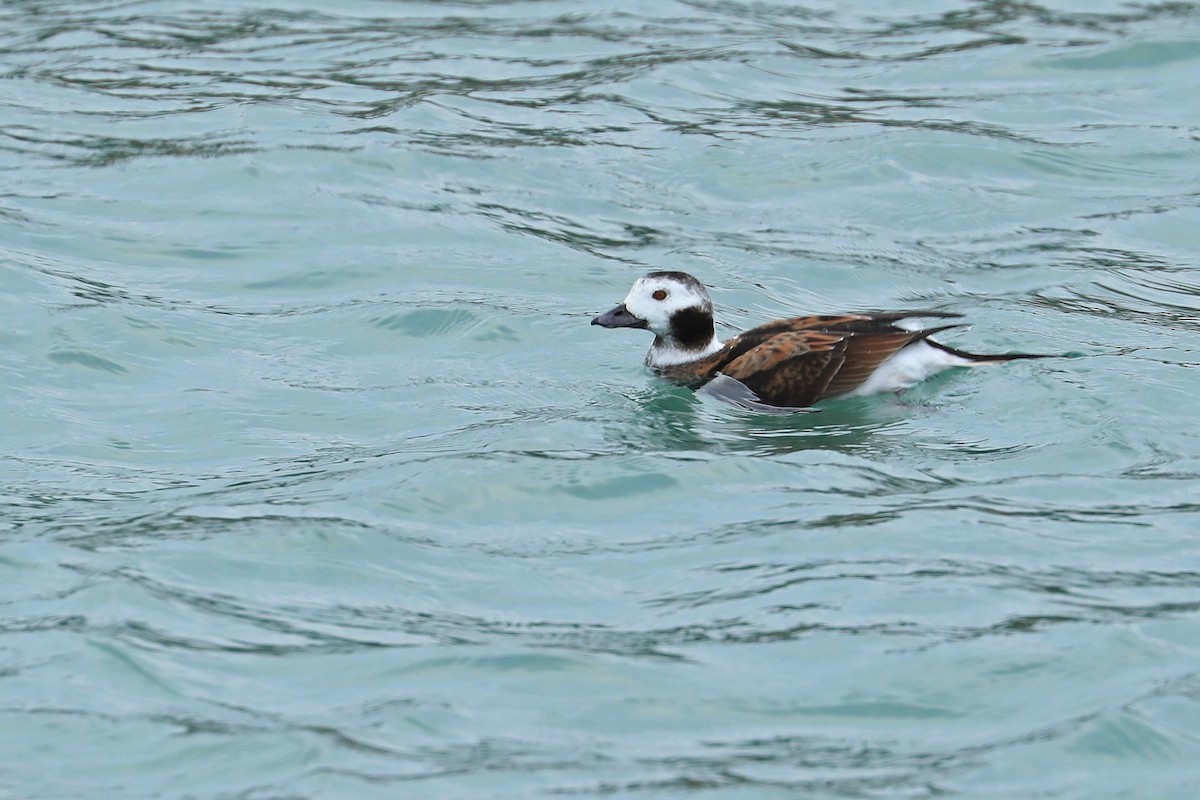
[926,339,1053,363]
[915,323,969,340]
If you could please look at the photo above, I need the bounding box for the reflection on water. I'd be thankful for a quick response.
[4,0,1200,797]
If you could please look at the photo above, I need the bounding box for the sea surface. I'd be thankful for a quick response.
[3,1,1200,798]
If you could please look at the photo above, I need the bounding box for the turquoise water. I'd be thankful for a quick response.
[4,1,1200,797]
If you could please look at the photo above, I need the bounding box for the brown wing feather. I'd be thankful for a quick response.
[722,330,842,374]
[821,330,921,397]
[750,311,960,337]
[655,311,964,407]
[747,314,963,400]
[720,330,848,407]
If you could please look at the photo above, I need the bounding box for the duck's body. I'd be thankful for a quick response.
[593,271,1046,411]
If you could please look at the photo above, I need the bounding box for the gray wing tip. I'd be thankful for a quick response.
[697,374,815,414]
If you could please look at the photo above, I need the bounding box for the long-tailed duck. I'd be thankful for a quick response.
[593,271,1047,411]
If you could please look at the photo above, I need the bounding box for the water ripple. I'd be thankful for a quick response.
[6,1,1200,798]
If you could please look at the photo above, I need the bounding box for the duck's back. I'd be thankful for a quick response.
[657,312,963,407]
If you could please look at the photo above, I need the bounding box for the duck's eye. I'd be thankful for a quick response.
[652,289,668,301]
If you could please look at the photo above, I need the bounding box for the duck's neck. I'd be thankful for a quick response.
[646,306,721,368]
[645,334,724,368]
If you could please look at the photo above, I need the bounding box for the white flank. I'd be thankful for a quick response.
[847,341,979,397]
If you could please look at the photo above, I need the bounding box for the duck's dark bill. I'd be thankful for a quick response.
[592,303,648,329]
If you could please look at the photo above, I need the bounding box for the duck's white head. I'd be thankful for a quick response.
[592,271,723,367]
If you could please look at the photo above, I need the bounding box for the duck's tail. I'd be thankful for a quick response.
[926,339,1054,364]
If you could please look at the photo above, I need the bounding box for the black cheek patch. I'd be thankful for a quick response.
[669,307,715,349]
